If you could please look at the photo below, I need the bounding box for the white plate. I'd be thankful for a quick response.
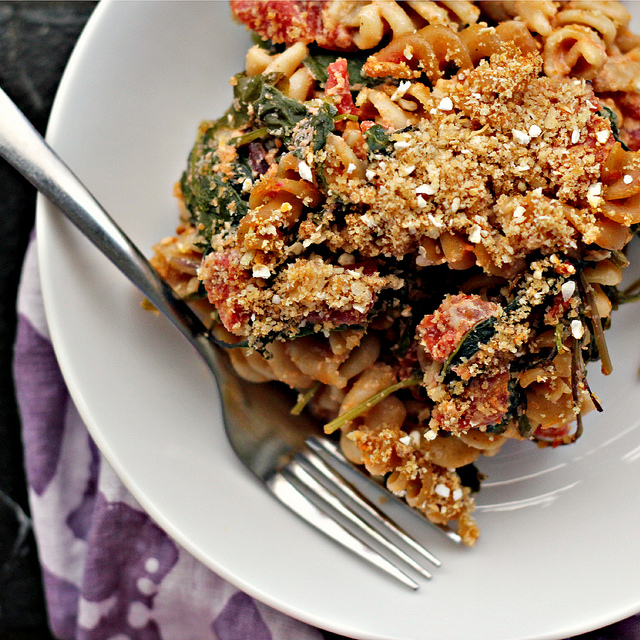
[38,2,640,639]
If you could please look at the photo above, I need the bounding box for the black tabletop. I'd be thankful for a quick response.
[0,3,96,636]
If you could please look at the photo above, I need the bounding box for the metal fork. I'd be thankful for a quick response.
[0,86,458,589]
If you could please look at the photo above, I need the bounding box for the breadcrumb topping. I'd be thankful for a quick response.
[313,48,614,270]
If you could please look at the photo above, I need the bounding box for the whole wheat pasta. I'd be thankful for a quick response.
[480,0,557,36]
[153,0,640,544]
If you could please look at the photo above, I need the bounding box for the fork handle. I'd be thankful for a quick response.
[0,86,209,353]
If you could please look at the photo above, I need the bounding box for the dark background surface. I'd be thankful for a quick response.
[0,2,97,637]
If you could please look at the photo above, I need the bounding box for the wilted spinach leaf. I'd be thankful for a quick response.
[442,316,497,376]
[598,105,629,150]
[365,123,393,154]
[303,50,378,88]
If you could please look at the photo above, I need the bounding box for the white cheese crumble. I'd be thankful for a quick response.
[416,184,437,195]
[452,488,463,502]
[272,294,281,304]
[561,280,576,301]
[347,162,357,174]
[587,182,603,207]
[468,224,482,244]
[512,129,531,145]
[391,80,412,101]
[298,160,313,182]
[365,169,376,181]
[394,140,411,150]
[361,213,376,229]
[434,483,451,498]
[252,264,271,279]
[571,319,585,339]
[513,205,526,220]
[427,213,444,229]
[437,96,453,111]
[595,129,610,144]
[571,129,580,144]
[398,435,412,445]
[624,174,633,184]
[528,124,542,138]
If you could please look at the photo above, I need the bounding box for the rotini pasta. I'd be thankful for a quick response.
[152,0,640,544]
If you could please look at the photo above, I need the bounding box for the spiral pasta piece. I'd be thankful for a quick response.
[480,0,558,36]
[363,21,538,80]
[543,24,608,79]
[236,153,323,267]
[600,142,640,225]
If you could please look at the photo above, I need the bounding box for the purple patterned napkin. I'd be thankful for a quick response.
[13,235,325,640]
[12,233,640,640]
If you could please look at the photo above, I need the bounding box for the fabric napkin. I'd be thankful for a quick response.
[12,233,640,640]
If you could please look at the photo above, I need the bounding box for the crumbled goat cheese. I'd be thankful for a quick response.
[571,129,580,144]
[298,160,313,182]
[587,182,603,207]
[512,129,531,145]
[596,129,610,144]
[513,205,526,220]
[528,124,542,138]
[437,97,453,111]
[416,184,437,195]
[435,484,451,498]
[571,319,585,339]
[391,80,412,101]
[561,280,576,301]
[468,224,482,243]
[252,264,271,279]
[624,174,633,184]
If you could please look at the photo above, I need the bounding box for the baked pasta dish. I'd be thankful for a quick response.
[151,0,640,545]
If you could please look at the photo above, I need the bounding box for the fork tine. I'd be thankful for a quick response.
[267,473,420,589]
[299,447,441,568]
[307,437,463,545]
[284,457,433,580]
